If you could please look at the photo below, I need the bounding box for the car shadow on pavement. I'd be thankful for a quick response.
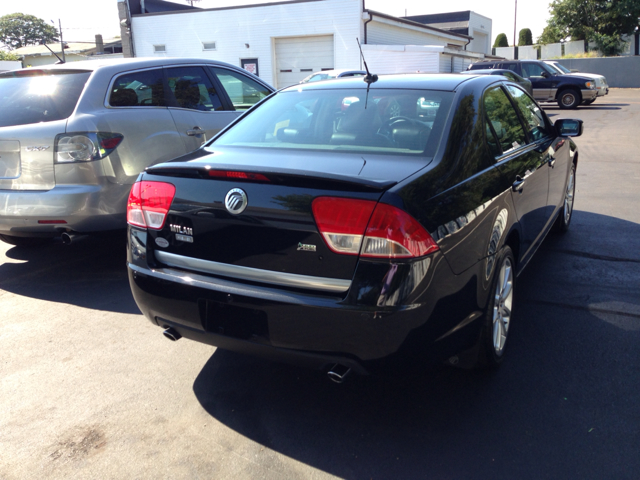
[192,210,640,479]
[0,233,140,315]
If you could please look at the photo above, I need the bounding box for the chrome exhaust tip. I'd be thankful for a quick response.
[327,364,351,384]
[162,327,181,341]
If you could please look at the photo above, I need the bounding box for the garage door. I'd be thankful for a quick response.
[275,35,334,88]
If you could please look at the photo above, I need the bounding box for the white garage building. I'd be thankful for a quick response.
[119,0,489,88]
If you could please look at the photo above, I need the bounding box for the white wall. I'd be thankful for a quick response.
[494,46,516,59]
[361,45,441,74]
[564,40,585,56]
[0,60,21,72]
[468,12,492,55]
[541,43,562,59]
[366,18,466,48]
[519,45,537,60]
[131,0,363,87]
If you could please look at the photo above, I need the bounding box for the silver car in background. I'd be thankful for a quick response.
[544,60,609,104]
[0,58,273,246]
[300,69,366,83]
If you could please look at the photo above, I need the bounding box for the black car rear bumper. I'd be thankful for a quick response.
[128,230,486,372]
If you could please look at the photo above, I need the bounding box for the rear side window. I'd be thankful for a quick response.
[109,69,165,107]
[505,85,550,141]
[210,67,271,111]
[0,70,90,127]
[484,86,527,156]
[166,66,223,111]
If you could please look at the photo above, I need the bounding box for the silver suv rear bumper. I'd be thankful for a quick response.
[0,183,128,236]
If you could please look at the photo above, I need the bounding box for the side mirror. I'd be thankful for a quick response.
[555,119,583,137]
[540,71,550,78]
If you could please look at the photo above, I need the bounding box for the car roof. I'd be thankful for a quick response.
[288,73,474,92]
[14,57,242,73]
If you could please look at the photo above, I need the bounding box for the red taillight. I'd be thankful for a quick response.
[312,197,376,255]
[361,203,439,257]
[127,181,176,230]
[99,136,123,150]
[312,197,439,258]
[208,170,270,182]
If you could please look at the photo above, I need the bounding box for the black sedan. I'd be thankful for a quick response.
[127,74,582,380]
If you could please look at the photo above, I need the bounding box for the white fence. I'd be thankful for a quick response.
[518,46,537,59]
[494,46,516,59]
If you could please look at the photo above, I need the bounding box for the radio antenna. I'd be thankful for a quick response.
[356,38,378,84]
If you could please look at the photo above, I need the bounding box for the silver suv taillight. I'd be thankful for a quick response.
[54,132,123,163]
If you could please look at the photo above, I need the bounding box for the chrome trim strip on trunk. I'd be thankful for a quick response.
[153,251,351,293]
[129,263,343,305]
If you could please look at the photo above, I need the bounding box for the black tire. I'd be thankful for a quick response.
[0,234,51,247]
[553,163,576,233]
[474,245,516,369]
[558,88,581,109]
[581,98,596,105]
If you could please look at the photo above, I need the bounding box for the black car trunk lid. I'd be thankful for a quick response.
[145,148,431,291]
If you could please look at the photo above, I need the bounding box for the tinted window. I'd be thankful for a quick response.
[110,69,165,107]
[521,62,553,78]
[210,67,271,110]
[166,66,223,111]
[501,63,519,73]
[0,70,90,127]
[483,86,527,156]
[213,89,453,156]
[506,85,550,141]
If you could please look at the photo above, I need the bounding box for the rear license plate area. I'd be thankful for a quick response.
[0,140,21,179]
[199,300,269,342]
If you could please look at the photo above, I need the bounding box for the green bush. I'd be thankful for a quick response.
[518,28,533,46]
[493,33,509,48]
[0,50,20,61]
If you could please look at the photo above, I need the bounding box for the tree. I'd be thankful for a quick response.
[0,50,20,61]
[518,28,533,46]
[539,0,640,56]
[0,13,58,50]
[493,33,509,48]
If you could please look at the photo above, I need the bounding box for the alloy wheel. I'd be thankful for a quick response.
[492,257,513,355]
[564,167,575,223]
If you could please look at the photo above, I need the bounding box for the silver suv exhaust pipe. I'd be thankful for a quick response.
[61,232,87,245]
[327,364,351,383]
[163,327,181,341]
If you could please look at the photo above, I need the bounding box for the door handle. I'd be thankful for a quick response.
[548,156,556,167]
[512,175,525,193]
[186,127,205,136]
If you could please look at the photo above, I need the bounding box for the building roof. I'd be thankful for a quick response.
[13,38,121,57]
[128,0,470,42]
[404,11,472,25]
[128,0,201,14]
[365,10,472,41]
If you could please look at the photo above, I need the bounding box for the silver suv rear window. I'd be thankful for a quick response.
[0,70,91,127]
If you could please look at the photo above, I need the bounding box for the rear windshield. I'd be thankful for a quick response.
[0,70,91,127]
[212,88,453,156]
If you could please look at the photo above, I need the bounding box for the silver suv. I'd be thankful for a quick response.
[0,58,273,246]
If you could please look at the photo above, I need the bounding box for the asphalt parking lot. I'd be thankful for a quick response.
[1,89,639,479]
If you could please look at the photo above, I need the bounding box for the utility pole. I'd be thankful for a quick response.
[513,0,517,47]
[59,19,65,63]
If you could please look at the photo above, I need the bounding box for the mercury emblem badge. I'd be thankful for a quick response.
[225,188,248,215]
